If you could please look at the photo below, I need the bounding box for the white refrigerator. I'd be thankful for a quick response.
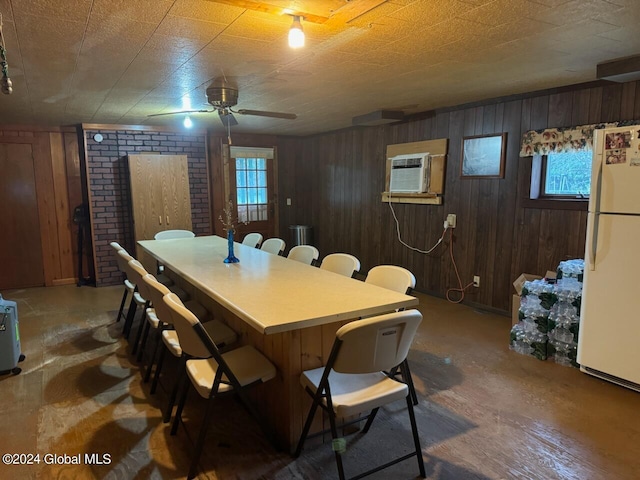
[577,124,640,391]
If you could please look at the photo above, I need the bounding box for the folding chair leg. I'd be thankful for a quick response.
[131,305,149,356]
[361,407,380,434]
[122,296,138,338]
[144,328,162,383]
[294,398,321,457]
[116,288,128,322]
[164,358,186,423]
[403,360,419,406]
[136,317,152,362]
[406,395,426,477]
[327,409,347,480]
[187,393,217,480]
[150,343,166,395]
[171,376,190,436]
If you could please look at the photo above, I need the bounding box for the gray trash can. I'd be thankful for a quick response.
[289,225,313,246]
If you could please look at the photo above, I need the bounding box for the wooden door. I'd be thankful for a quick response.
[0,143,45,288]
[229,156,276,242]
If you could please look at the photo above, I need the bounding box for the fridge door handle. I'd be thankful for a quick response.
[588,213,600,271]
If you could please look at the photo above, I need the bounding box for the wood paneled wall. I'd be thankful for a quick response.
[0,126,82,287]
[276,80,640,313]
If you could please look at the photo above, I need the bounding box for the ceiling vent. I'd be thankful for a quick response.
[597,55,640,83]
[352,110,404,126]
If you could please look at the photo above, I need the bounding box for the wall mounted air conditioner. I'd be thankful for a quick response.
[388,153,430,193]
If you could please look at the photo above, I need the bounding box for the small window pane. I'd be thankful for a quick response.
[257,158,266,169]
[237,188,247,205]
[544,150,592,196]
[237,205,248,223]
[258,188,267,204]
[247,171,257,187]
[248,205,258,221]
[248,188,258,204]
[247,158,257,170]
[257,171,267,187]
[236,170,246,187]
[258,204,268,221]
[236,158,246,170]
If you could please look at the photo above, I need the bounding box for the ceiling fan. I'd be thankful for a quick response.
[148,78,297,126]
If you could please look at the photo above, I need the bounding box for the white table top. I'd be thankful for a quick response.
[138,235,418,334]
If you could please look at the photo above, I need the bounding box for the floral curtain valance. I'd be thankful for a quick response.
[519,120,639,157]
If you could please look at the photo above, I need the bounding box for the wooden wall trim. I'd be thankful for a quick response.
[81,123,207,134]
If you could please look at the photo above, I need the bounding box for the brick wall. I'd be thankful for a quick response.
[85,129,210,286]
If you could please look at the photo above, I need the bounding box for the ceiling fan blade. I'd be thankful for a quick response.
[147,109,212,118]
[218,109,238,127]
[236,109,297,120]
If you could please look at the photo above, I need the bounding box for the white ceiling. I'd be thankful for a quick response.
[0,0,638,136]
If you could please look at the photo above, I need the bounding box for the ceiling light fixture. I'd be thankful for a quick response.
[288,15,304,49]
[183,115,193,128]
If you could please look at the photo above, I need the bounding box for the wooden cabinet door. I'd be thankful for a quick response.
[128,154,192,260]
[163,156,192,232]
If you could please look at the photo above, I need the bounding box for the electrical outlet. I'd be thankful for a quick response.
[286,198,292,206]
[473,275,480,287]
[446,214,457,228]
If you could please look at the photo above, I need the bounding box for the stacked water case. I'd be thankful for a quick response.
[510,260,584,367]
[0,294,24,375]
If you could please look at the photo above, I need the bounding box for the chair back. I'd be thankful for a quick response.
[287,245,319,265]
[320,253,361,277]
[127,259,150,299]
[110,241,125,252]
[365,265,416,294]
[154,229,195,240]
[163,292,216,359]
[142,274,172,323]
[261,238,286,255]
[333,309,422,374]
[242,232,263,248]
[116,249,135,278]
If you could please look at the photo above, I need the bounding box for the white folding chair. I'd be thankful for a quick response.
[287,245,320,265]
[261,238,286,255]
[110,242,134,323]
[154,229,195,240]
[365,265,416,294]
[320,253,361,278]
[241,232,263,248]
[141,274,237,419]
[295,309,426,480]
[163,292,277,480]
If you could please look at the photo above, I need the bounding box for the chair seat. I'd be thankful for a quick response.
[133,291,147,306]
[162,319,237,358]
[124,279,136,293]
[301,368,408,418]
[186,345,276,398]
[162,330,182,357]
[146,308,160,329]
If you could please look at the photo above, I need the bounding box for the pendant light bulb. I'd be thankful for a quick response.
[183,115,193,129]
[288,15,304,49]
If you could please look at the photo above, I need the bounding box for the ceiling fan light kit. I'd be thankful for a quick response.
[147,78,297,127]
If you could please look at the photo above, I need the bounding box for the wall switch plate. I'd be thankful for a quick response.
[286,198,292,206]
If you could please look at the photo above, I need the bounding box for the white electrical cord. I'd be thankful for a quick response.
[387,197,447,254]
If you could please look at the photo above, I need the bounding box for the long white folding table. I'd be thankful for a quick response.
[138,235,418,450]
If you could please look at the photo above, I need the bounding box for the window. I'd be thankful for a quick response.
[530,150,591,203]
[235,157,268,222]
[541,150,592,197]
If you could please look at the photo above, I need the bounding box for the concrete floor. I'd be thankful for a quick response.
[0,284,638,479]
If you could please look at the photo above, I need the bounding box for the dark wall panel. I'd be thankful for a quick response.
[277,79,640,314]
